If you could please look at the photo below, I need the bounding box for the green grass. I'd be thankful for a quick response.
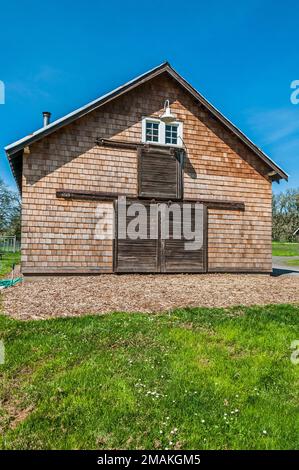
[0,305,298,450]
[286,259,299,267]
[272,242,299,256]
[0,252,21,278]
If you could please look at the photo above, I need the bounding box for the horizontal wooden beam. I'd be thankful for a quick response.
[95,138,176,155]
[208,267,271,274]
[198,200,245,211]
[56,189,131,201]
[22,267,113,276]
[57,189,245,211]
[95,138,138,150]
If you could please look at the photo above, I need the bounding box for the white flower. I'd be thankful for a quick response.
[201,419,205,423]
[263,430,267,435]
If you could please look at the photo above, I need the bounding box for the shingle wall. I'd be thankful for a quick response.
[21,73,272,274]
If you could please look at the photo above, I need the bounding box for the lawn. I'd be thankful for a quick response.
[286,259,299,267]
[0,304,298,450]
[0,252,21,278]
[272,242,299,256]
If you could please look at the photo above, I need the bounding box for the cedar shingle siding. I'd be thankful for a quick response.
[18,72,275,274]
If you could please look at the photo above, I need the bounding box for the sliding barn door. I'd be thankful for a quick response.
[160,203,207,273]
[115,200,159,273]
[138,147,182,199]
[115,200,207,273]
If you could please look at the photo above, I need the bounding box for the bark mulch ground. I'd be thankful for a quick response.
[2,273,299,320]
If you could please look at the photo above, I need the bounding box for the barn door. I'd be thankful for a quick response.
[115,200,207,273]
[115,200,159,273]
[160,202,207,273]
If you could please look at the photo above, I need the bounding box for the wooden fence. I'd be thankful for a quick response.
[0,236,20,253]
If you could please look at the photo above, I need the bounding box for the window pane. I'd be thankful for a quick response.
[146,121,159,142]
[165,124,178,144]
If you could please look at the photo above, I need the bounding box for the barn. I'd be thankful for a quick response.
[5,62,288,276]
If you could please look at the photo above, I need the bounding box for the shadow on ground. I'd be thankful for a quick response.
[271,268,299,277]
[272,256,299,277]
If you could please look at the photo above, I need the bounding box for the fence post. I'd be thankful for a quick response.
[13,236,16,253]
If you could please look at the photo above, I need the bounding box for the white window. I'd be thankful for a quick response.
[142,117,182,146]
[165,124,178,145]
[145,120,159,143]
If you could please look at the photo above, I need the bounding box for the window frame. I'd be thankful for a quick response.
[142,117,183,147]
[143,117,161,144]
[165,123,179,145]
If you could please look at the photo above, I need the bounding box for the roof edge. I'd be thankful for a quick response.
[5,62,170,156]
[165,67,288,181]
[5,61,288,181]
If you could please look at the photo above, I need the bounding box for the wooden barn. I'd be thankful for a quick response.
[5,62,287,276]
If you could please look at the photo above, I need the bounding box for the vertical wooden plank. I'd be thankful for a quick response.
[113,199,118,273]
[137,146,142,197]
[180,149,185,200]
[203,204,208,273]
[176,149,184,200]
[159,205,165,273]
[156,205,161,273]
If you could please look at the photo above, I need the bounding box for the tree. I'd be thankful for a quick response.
[272,188,299,241]
[0,178,21,237]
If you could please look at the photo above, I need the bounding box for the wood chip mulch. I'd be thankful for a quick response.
[2,274,299,320]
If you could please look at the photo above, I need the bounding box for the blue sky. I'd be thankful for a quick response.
[0,0,298,193]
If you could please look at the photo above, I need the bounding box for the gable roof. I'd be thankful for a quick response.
[5,61,288,190]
